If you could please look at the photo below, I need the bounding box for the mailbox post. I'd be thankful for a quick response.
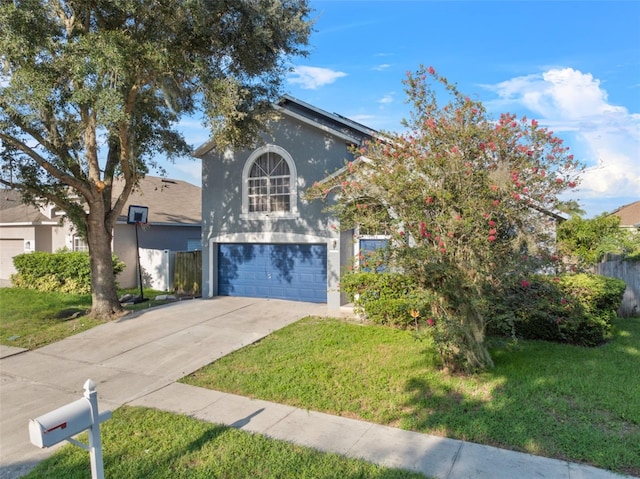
[29,379,111,479]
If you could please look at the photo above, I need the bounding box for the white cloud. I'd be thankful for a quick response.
[485,68,640,202]
[372,64,391,71]
[287,66,347,90]
[378,93,395,105]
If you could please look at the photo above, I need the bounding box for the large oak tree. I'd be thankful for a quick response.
[0,0,312,318]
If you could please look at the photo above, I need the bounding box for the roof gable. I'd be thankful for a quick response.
[194,95,378,158]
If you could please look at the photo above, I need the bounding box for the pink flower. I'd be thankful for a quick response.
[428,66,435,74]
[427,318,435,326]
[493,200,500,207]
[488,220,496,226]
[560,298,567,305]
[520,280,530,288]
[426,196,433,204]
[568,181,577,188]
[488,235,496,242]
[556,178,563,184]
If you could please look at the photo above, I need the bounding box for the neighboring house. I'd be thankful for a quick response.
[196,95,377,312]
[0,189,77,281]
[0,176,201,289]
[610,200,640,233]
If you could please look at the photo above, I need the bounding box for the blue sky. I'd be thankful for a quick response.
[172,0,640,218]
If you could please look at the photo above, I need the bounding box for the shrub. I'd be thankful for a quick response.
[559,274,627,324]
[487,274,626,347]
[341,272,438,328]
[11,251,125,294]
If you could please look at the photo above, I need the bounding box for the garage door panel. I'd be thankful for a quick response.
[0,239,24,280]
[218,243,326,303]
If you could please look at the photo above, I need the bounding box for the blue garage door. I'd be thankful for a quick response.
[218,244,327,303]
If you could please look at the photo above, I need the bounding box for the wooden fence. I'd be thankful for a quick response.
[595,255,639,317]
[173,250,202,297]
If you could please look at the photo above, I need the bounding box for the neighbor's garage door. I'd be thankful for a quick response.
[218,243,327,303]
[0,239,23,280]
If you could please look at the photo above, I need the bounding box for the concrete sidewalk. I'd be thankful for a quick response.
[0,297,636,479]
[131,382,635,479]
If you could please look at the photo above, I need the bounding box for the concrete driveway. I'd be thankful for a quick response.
[0,297,327,478]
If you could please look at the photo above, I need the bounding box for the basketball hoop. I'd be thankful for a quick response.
[127,205,148,225]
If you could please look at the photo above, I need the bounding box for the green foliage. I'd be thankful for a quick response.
[557,214,637,266]
[341,272,437,328]
[487,274,626,346]
[559,273,626,323]
[311,66,584,372]
[11,251,125,294]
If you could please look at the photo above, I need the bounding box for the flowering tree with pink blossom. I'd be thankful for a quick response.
[310,66,583,372]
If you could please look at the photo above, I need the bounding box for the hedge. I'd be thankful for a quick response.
[11,251,125,295]
[343,271,626,347]
[486,273,626,346]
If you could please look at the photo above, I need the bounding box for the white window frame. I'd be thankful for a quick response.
[241,144,298,220]
[73,235,89,252]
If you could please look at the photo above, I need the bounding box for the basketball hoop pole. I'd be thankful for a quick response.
[135,222,145,302]
[127,205,149,304]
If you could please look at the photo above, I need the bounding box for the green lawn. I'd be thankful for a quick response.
[0,287,176,349]
[24,406,427,479]
[182,316,640,476]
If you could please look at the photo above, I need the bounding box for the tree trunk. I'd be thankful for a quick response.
[458,302,494,372]
[86,205,125,320]
[439,294,494,373]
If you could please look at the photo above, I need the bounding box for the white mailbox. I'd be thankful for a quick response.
[29,397,93,448]
[28,379,111,479]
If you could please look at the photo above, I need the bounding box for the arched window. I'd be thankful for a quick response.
[242,145,298,219]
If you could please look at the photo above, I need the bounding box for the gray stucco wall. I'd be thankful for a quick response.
[200,115,358,310]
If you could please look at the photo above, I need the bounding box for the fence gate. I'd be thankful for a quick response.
[174,250,202,296]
